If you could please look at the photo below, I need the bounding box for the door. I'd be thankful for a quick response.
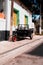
[13,9,19,26]
[24,15,28,25]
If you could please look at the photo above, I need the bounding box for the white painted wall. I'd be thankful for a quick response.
[0,0,11,31]
[0,1,34,31]
[0,19,6,30]
[13,2,34,30]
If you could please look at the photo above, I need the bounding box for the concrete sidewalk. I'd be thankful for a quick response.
[0,35,43,54]
[0,35,43,65]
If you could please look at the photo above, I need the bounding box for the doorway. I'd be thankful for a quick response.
[13,9,19,26]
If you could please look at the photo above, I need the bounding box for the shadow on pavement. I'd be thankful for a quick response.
[26,43,43,57]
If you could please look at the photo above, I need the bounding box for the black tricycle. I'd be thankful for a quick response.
[12,24,34,42]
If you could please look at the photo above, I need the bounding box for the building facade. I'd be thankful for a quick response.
[0,0,34,41]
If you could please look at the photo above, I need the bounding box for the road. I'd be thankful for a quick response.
[4,43,43,65]
[4,53,43,65]
[0,35,43,65]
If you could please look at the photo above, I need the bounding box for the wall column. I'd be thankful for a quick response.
[4,0,11,40]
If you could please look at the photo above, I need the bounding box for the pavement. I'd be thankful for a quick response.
[0,35,43,54]
[0,35,43,65]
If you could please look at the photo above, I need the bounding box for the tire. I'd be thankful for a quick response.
[30,34,33,39]
[12,36,17,42]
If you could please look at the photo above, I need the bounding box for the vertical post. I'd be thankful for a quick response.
[39,3,42,34]
[10,0,14,36]
[8,0,14,41]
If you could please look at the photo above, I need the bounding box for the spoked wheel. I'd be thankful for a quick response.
[12,35,17,42]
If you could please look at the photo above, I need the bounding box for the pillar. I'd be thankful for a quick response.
[4,0,11,40]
